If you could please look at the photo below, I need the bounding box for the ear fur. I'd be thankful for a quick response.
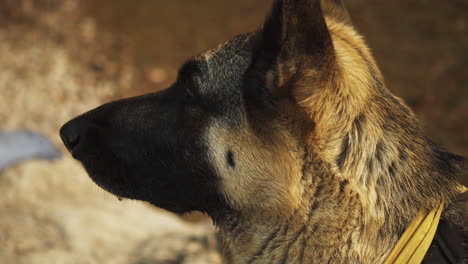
[321,0,352,24]
[247,0,336,100]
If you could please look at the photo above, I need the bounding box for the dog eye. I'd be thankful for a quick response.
[185,85,197,100]
[181,76,202,106]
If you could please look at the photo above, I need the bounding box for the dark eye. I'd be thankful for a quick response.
[185,85,196,99]
[178,61,202,99]
[183,86,199,107]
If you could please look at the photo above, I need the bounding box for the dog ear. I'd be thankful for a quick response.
[321,0,351,25]
[248,0,336,101]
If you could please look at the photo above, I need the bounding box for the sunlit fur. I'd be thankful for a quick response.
[203,1,465,263]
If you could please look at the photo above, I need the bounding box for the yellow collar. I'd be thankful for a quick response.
[384,185,467,264]
[384,203,444,264]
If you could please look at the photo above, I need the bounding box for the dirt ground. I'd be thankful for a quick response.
[0,0,466,263]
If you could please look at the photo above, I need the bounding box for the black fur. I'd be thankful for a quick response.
[60,33,257,217]
[60,79,227,215]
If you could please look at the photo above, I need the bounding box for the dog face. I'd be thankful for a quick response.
[60,0,361,217]
[60,34,258,214]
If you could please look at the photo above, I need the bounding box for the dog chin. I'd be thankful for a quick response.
[80,164,126,197]
[148,201,189,214]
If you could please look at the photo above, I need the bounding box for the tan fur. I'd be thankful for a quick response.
[203,1,465,263]
[206,116,304,218]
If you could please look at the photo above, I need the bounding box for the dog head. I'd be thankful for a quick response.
[60,0,375,218]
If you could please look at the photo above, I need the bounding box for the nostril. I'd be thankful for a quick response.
[65,134,80,150]
[59,122,81,151]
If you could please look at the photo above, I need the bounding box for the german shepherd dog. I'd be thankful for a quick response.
[60,0,466,263]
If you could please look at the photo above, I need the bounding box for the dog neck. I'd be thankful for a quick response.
[215,132,463,264]
[215,158,398,264]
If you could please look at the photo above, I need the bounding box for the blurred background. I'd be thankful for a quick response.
[0,0,466,263]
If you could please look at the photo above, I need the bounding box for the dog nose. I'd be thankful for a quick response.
[60,120,83,151]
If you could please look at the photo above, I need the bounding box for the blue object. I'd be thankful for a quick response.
[0,130,62,171]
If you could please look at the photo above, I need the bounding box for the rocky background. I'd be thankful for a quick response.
[0,0,466,263]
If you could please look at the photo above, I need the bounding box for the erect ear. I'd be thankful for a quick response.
[247,0,336,101]
[321,0,352,25]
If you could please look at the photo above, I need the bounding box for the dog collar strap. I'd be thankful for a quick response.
[384,203,444,264]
